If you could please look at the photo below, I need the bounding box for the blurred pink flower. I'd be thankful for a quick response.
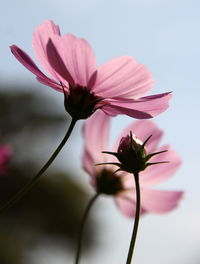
[82,111,183,217]
[11,20,172,120]
[0,145,12,176]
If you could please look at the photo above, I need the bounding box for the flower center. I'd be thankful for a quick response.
[64,84,103,120]
[96,168,123,195]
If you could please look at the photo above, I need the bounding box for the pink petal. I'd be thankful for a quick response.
[141,188,183,213]
[10,45,62,92]
[92,56,153,98]
[32,20,61,81]
[0,145,12,162]
[36,76,67,92]
[102,104,152,118]
[82,149,94,177]
[82,111,110,175]
[115,191,137,218]
[47,34,96,87]
[115,189,146,218]
[115,186,183,217]
[113,120,163,154]
[140,145,182,186]
[101,92,172,118]
[0,145,12,175]
[46,39,75,87]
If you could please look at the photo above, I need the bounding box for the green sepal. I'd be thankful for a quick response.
[145,161,169,168]
[144,150,168,162]
[95,162,121,167]
[140,135,152,150]
[102,151,120,159]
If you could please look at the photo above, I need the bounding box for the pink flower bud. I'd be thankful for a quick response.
[117,132,147,174]
[118,134,143,155]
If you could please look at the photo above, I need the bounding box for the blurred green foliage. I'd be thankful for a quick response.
[0,85,96,264]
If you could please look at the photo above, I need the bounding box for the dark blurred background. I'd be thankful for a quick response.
[0,83,97,264]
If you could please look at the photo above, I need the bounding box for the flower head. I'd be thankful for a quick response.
[11,20,172,120]
[0,145,12,176]
[82,111,183,217]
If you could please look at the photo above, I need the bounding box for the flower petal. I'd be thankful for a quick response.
[141,189,183,213]
[93,56,153,98]
[46,39,75,87]
[82,111,110,175]
[10,45,62,92]
[47,34,96,87]
[115,187,183,216]
[0,145,12,175]
[101,92,172,118]
[36,76,66,92]
[140,145,182,186]
[115,196,136,218]
[82,149,94,177]
[113,120,163,154]
[115,189,146,218]
[32,20,61,80]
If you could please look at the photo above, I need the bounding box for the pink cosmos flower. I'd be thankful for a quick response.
[0,145,11,176]
[11,20,172,120]
[82,111,183,217]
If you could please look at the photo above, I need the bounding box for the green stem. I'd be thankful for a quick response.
[0,117,77,213]
[75,193,100,264]
[126,172,141,264]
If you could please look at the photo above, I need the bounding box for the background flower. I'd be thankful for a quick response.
[0,145,11,176]
[83,111,183,217]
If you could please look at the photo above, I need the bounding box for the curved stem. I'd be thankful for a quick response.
[126,172,141,264]
[0,118,77,213]
[75,193,100,264]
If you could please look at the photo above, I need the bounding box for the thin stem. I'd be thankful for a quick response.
[0,117,77,213]
[126,172,141,264]
[75,193,100,264]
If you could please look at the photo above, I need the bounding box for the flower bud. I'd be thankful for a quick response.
[117,133,147,174]
[100,132,168,175]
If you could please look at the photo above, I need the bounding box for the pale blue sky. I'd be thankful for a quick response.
[1,0,200,263]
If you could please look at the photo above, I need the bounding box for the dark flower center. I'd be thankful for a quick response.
[64,84,103,120]
[96,168,123,195]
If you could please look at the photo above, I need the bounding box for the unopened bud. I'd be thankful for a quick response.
[99,132,168,174]
[117,132,147,173]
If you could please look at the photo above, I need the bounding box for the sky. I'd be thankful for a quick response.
[1,0,200,263]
